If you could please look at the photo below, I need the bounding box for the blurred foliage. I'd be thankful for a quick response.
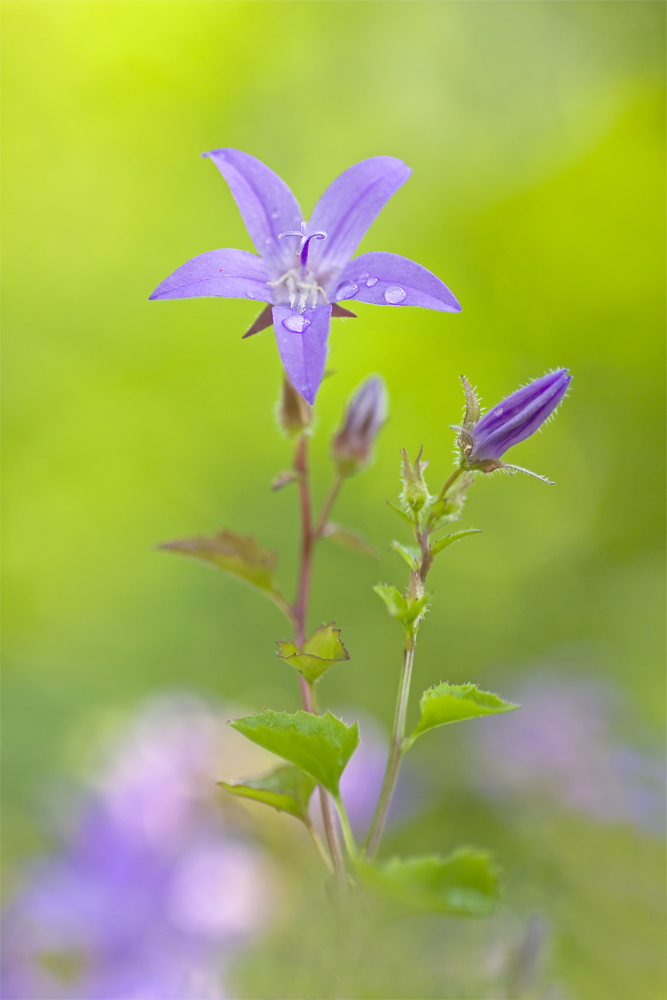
[2,2,665,998]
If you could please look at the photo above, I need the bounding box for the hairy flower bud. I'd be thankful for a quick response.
[461,370,571,471]
[331,376,387,478]
[277,375,313,437]
[401,447,430,513]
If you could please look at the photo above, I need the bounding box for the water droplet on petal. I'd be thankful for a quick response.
[494,407,504,416]
[271,210,280,219]
[336,280,358,300]
[358,271,369,280]
[384,285,407,305]
[283,314,311,334]
[366,277,378,287]
[264,238,272,245]
[245,291,254,298]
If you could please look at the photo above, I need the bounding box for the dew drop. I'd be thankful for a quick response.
[384,285,407,305]
[336,280,358,300]
[494,407,504,417]
[358,271,369,280]
[283,314,311,334]
[366,277,378,287]
[264,237,272,244]
[245,291,254,298]
[271,210,280,219]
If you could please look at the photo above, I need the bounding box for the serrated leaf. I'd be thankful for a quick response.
[323,523,379,559]
[386,501,416,528]
[374,585,429,626]
[431,528,482,557]
[158,530,291,620]
[276,623,350,682]
[407,682,519,746]
[362,848,500,917]
[390,540,420,570]
[228,709,359,795]
[219,764,316,823]
[460,375,482,429]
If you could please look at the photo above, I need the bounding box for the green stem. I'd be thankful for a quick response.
[334,794,359,860]
[364,635,416,858]
[304,818,335,874]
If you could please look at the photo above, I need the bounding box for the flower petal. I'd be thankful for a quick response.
[272,305,332,405]
[470,370,571,461]
[149,249,273,302]
[203,149,303,274]
[333,252,461,312]
[307,157,411,283]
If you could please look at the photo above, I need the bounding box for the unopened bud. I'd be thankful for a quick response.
[277,375,313,437]
[400,447,430,513]
[331,376,387,478]
[440,473,473,520]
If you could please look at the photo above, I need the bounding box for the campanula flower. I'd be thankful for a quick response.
[150,150,461,403]
[458,370,571,477]
[331,375,387,477]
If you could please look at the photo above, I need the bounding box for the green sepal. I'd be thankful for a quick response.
[322,523,379,559]
[431,528,482,557]
[158,530,291,620]
[276,622,350,682]
[219,763,316,823]
[407,682,519,747]
[386,501,416,528]
[360,848,500,918]
[374,584,429,625]
[228,709,359,796]
[390,540,421,570]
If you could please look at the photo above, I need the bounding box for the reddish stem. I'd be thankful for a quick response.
[292,434,347,891]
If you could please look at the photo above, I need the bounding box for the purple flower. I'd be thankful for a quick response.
[459,370,571,475]
[150,150,461,404]
[1,696,274,1000]
[470,673,665,836]
[331,376,387,477]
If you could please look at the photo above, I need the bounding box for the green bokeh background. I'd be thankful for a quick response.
[2,2,665,998]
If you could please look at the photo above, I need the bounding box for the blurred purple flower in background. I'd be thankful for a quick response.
[1,696,274,1000]
[150,150,460,403]
[470,672,665,835]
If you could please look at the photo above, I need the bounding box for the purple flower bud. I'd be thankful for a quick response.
[331,376,387,478]
[461,370,571,469]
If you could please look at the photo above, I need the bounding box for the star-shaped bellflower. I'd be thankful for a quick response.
[149,149,461,403]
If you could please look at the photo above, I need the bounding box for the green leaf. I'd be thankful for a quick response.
[362,848,500,917]
[158,530,291,619]
[228,709,359,795]
[407,682,519,746]
[276,622,350,682]
[219,763,316,823]
[431,528,482,557]
[323,523,379,559]
[374,585,429,626]
[386,501,416,528]
[390,540,420,570]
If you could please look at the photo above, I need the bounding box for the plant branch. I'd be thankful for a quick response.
[314,473,343,539]
[292,434,348,894]
[364,636,416,858]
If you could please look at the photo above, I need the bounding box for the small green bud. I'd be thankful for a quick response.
[400,447,430,514]
[440,473,474,520]
[277,375,313,438]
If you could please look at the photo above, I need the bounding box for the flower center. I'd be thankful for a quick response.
[268,222,329,313]
[278,221,327,272]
